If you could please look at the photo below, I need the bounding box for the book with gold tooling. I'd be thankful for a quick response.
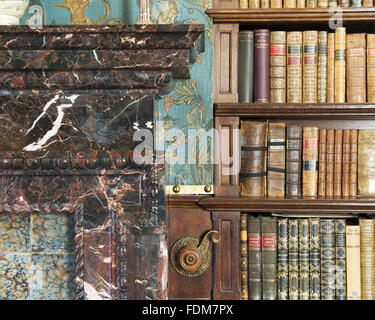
[335,219,347,300]
[346,224,361,300]
[347,33,366,103]
[303,31,318,103]
[367,34,375,102]
[334,28,346,103]
[318,129,326,197]
[248,215,262,300]
[318,0,328,6]
[333,129,343,198]
[302,127,319,197]
[309,218,320,300]
[351,0,362,5]
[240,213,249,300]
[249,0,261,7]
[328,0,337,5]
[320,219,335,300]
[349,130,358,197]
[270,31,286,103]
[288,219,299,300]
[297,0,306,7]
[342,130,351,198]
[286,126,302,197]
[277,218,288,300]
[284,0,297,6]
[317,31,327,103]
[254,30,270,103]
[326,129,334,197]
[307,0,317,6]
[339,0,350,6]
[363,0,373,6]
[261,0,270,7]
[299,219,310,300]
[327,33,335,103]
[358,130,375,195]
[287,32,303,103]
[271,0,282,7]
[240,0,249,7]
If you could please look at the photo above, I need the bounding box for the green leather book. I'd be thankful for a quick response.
[335,219,347,300]
[277,218,289,300]
[238,31,254,103]
[261,216,277,300]
[299,219,310,300]
[288,219,299,300]
[320,219,336,300]
[248,215,261,300]
[309,218,321,300]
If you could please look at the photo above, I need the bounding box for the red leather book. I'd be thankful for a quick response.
[254,29,270,103]
[334,130,343,198]
[318,129,327,197]
[342,130,351,198]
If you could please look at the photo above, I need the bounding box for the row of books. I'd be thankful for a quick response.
[238,28,375,104]
[239,0,374,7]
[240,122,375,198]
[240,215,374,300]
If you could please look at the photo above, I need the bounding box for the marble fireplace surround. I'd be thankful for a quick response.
[0,25,204,300]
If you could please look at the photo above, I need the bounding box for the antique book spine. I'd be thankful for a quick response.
[267,123,286,198]
[358,130,375,195]
[288,219,299,300]
[327,33,335,103]
[342,130,350,198]
[367,34,375,102]
[363,0,373,6]
[277,218,289,300]
[271,0,283,7]
[284,0,297,6]
[270,31,287,103]
[318,0,328,6]
[240,213,249,300]
[317,31,328,103]
[309,218,321,300]
[287,32,303,103]
[249,0,261,7]
[238,31,254,103]
[320,219,336,300]
[349,130,358,197]
[254,29,270,103]
[360,219,375,300]
[299,219,310,300]
[302,127,319,197]
[248,215,262,300]
[303,31,318,103]
[261,216,277,300]
[346,225,361,300]
[334,28,346,103]
[328,0,338,5]
[318,129,327,197]
[261,0,270,7]
[240,121,268,197]
[326,129,335,197]
[307,0,317,6]
[286,126,302,197]
[297,0,306,6]
[351,0,363,5]
[340,0,350,6]
[240,0,249,7]
[333,129,343,198]
[335,219,347,300]
[347,33,366,103]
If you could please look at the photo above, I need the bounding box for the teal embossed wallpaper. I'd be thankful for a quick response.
[21,0,213,190]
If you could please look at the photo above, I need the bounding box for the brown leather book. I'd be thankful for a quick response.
[335,28,346,103]
[240,0,249,7]
[240,121,268,197]
[367,34,375,103]
[284,0,297,6]
[318,129,327,197]
[271,0,283,7]
[303,31,318,103]
[347,33,366,103]
[334,129,343,198]
[287,32,303,103]
[240,213,249,300]
[358,130,375,196]
[249,0,261,7]
[342,130,351,198]
[363,0,373,6]
[328,0,338,5]
[350,130,358,198]
[327,33,335,103]
[318,0,328,6]
[303,127,319,197]
[307,0,318,6]
[286,126,303,197]
[318,31,328,103]
[297,0,306,6]
[340,0,350,6]
[326,129,335,197]
[267,123,286,198]
[270,31,287,103]
[261,0,270,7]
[254,30,270,103]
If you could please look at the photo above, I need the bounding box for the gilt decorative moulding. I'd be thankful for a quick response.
[0,24,204,300]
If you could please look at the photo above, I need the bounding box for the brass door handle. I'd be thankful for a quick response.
[170,230,221,278]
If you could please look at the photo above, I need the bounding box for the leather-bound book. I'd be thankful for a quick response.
[318,129,327,197]
[358,130,375,196]
[267,123,286,198]
[320,219,335,300]
[349,130,358,198]
[351,0,362,5]
[238,31,254,103]
[270,31,286,103]
[284,0,297,6]
[363,0,373,6]
[254,29,270,103]
[240,0,249,7]
[367,34,375,102]
[286,126,302,197]
[327,33,335,103]
[335,219,347,300]
[271,0,283,7]
[240,213,249,300]
[261,216,277,300]
[359,219,375,300]
[334,28,346,103]
[299,219,310,300]
[318,0,328,6]
[346,225,361,300]
[309,218,321,300]
[326,129,335,197]
[342,130,350,198]
[249,0,261,7]
[248,215,262,300]
[347,33,366,103]
[340,0,350,6]
[303,31,318,103]
[334,129,343,198]
[261,0,270,7]
[328,0,338,5]
[288,219,299,300]
[297,0,306,6]
[307,0,317,6]
[318,31,328,103]
[287,32,303,103]
[240,121,268,197]
[302,127,319,197]
[277,218,288,300]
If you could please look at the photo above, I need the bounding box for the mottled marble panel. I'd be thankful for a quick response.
[29,253,75,300]
[0,253,30,300]
[0,213,29,252]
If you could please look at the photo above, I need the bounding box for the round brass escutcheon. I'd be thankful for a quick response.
[204,185,212,193]
[172,185,180,193]
[178,245,203,273]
